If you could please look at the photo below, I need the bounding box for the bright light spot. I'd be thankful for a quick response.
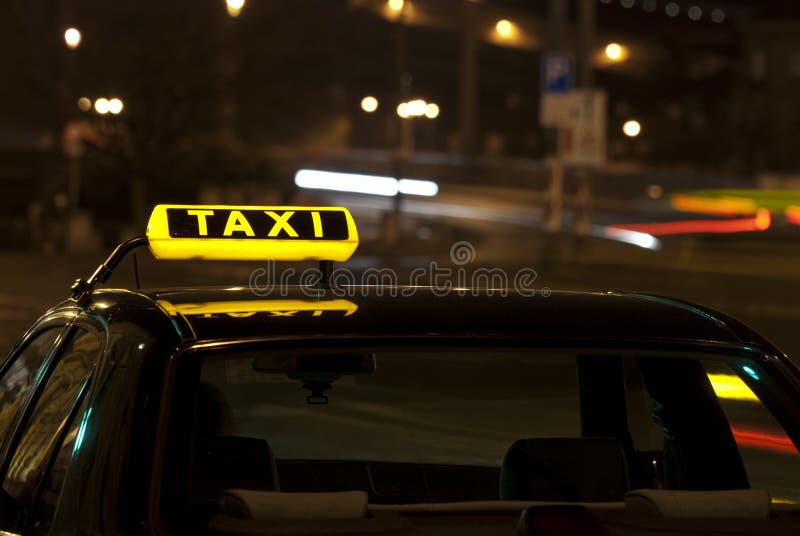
[424,102,440,119]
[406,99,426,116]
[495,19,513,38]
[77,97,91,111]
[646,184,663,199]
[94,98,110,115]
[688,5,702,21]
[623,119,642,138]
[665,2,679,17]
[108,98,123,114]
[360,96,378,113]
[296,169,398,196]
[711,8,725,23]
[707,373,759,402]
[398,99,436,119]
[742,366,761,381]
[388,0,404,12]
[226,0,245,17]
[64,27,82,49]
[605,227,661,250]
[620,0,634,8]
[138,343,146,351]
[605,42,623,61]
[398,178,438,197]
[294,169,438,198]
[754,208,771,231]
[642,0,657,12]
[396,102,410,118]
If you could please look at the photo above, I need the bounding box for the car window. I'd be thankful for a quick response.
[26,395,90,536]
[172,348,800,518]
[704,360,800,504]
[0,328,62,451]
[2,328,101,509]
[199,352,582,467]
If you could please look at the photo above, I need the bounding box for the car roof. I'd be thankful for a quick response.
[75,285,768,350]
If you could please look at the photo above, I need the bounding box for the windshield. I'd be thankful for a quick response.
[163,345,800,528]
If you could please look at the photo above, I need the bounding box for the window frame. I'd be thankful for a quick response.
[0,312,75,465]
[0,312,106,531]
[149,337,800,532]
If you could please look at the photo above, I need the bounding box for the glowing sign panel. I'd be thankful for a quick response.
[147,205,358,261]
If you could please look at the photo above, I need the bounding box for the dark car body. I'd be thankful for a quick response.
[0,285,799,535]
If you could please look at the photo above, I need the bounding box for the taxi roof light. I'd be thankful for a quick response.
[69,205,359,302]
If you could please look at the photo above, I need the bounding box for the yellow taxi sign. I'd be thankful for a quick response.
[146,205,358,261]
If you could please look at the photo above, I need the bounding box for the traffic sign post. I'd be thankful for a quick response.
[540,52,574,232]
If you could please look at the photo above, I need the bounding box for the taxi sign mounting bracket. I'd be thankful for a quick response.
[70,236,149,304]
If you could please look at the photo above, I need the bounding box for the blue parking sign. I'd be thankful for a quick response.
[541,52,575,94]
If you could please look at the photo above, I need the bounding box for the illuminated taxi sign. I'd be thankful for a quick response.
[146,205,358,261]
[157,299,357,318]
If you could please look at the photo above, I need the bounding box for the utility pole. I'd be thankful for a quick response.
[576,0,596,234]
[545,0,567,232]
[459,0,478,155]
[577,0,596,87]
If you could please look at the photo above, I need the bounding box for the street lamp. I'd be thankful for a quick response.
[605,42,624,61]
[396,99,439,119]
[360,96,379,113]
[108,98,124,115]
[77,97,91,112]
[623,119,642,138]
[94,98,110,115]
[388,0,404,12]
[495,19,514,38]
[64,27,82,49]
[424,103,439,119]
[226,0,245,17]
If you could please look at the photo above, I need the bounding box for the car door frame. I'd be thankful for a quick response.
[0,308,107,533]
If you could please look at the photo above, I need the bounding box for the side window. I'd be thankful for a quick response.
[0,328,62,450]
[2,328,101,508]
[704,361,800,504]
[27,395,90,536]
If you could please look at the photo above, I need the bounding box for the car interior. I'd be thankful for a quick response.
[166,349,800,535]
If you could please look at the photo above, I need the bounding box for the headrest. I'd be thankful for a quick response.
[626,489,772,519]
[221,490,368,520]
[500,438,629,502]
[189,436,279,503]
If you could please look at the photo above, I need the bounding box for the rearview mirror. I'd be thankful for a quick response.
[252,353,376,375]
[252,353,376,405]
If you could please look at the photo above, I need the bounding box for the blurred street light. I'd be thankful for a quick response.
[226,0,245,17]
[387,0,404,12]
[665,2,679,17]
[94,98,110,115]
[406,99,426,116]
[396,102,410,118]
[64,27,82,49]
[396,99,439,119]
[495,19,514,38]
[360,96,379,113]
[604,42,624,61]
[424,102,440,119]
[77,97,91,112]
[623,119,642,138]
[108,98,124,114]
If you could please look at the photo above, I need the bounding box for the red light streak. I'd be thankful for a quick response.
[731,427,799,455]
[609,209,771,236]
